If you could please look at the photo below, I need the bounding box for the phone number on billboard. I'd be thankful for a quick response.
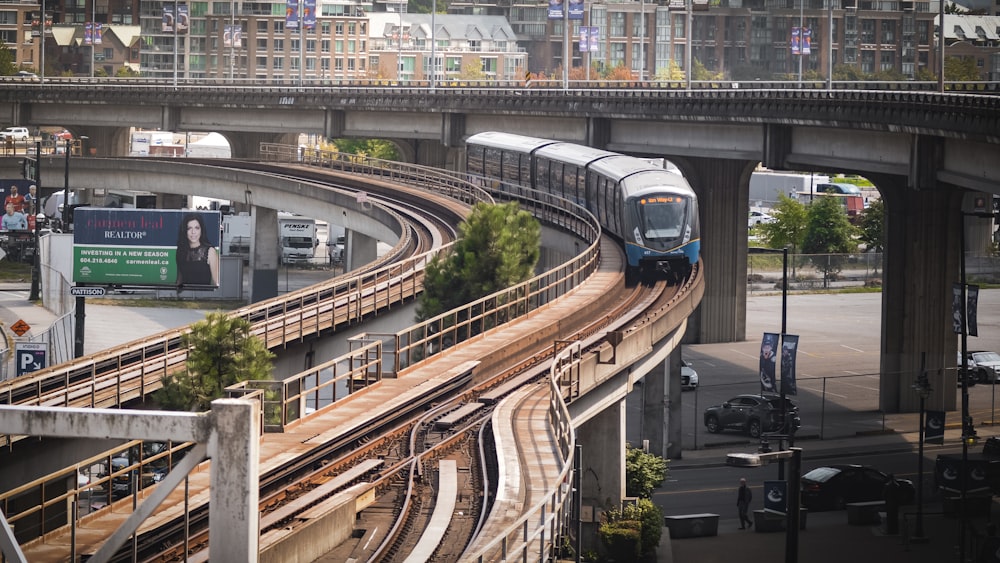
[79,258,119,264]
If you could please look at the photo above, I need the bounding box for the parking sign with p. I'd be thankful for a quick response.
[15,342,48,377]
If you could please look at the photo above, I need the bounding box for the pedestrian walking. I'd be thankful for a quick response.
[737,477,753,529]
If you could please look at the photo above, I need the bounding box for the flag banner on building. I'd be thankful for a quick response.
[759,332,778,394]
[568,0,584,20]
[304,0,317,29]
[286,0,300,29]
[177,4,189,34]
[548,0,564,20]
[953,283,964,334]
[84,23,93,45]
[162,4,174,33]
[925,410,945,444]
[790,27,800,55]
[802,28,812,54]
[968,284,980,337]
[94,23,102,44]
[223,25,232,47]
[579,26,599,52]
[589,26,600,51]
[763,480,787,514]
[781,334,799,396]
[233,25,243,47]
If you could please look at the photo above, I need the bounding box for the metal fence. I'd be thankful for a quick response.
[749,252,1000,293]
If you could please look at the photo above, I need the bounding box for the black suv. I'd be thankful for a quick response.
[704,393,800,438]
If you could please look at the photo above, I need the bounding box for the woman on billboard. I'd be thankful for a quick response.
[176,213,220,286]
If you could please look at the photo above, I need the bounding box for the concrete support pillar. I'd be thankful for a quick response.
[208,399,260,562]
[415,139,450,168]
[578,398,625,523]
[76,126,131,157]
[673,157,758,343]
[250,206,279,303]
[586,118,612,149]
[878,175,961,413]
[344,229,378,273]
[441,112,465,148]
[325,109,346,139]
[228,132,295,159]
[638,349,682,460]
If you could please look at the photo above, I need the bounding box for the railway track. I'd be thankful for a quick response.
[4,151,704,561]
[0,160,471,416]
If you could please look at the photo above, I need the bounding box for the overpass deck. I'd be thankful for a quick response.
[18,238,624,561]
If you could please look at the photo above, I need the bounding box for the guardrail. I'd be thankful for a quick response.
[461,341,581,562]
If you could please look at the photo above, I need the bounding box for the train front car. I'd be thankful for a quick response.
[622,171,700,282]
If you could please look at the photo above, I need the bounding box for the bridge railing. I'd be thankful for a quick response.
[461,341,581,562]
[259,142,493,207]
[352,176,601,374]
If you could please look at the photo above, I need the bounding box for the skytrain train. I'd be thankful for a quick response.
[465,131,700,281]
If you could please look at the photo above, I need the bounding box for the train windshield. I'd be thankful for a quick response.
[637,196,687,240]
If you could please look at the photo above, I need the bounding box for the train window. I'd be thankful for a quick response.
[537,158,552,193]
[638,197,686,239]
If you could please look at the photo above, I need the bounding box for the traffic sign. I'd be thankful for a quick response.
[15,342,48,377]
[10,319,30,336]
[70,287,106,297]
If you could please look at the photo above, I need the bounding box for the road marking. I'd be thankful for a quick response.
[841,344,865,353]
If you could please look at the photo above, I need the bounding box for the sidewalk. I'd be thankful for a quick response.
[660,423,1000,563]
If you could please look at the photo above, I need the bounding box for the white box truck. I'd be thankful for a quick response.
[222,213,253,259]
[278,212,318,264]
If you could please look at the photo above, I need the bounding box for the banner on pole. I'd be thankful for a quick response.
[925,410,945,444]
[781,334,799,395]
[760,332,778,394]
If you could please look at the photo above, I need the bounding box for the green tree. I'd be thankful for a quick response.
[832,64,865,81]
[691,58,723,80]
[857,198,884,254]
[801,196,857,284]
[458,57,487,80]
[417,201,540,320]
[331,138,399,160]
[598,498,663,560]
[625,444,668,499]
[945,56,982,81]
[115,66,140,77]
[156,312,275,411]
[654,60,687,81]
[759,194,808,254]
[0,43,17,76]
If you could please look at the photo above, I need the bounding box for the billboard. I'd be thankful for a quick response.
[73,209,221,289]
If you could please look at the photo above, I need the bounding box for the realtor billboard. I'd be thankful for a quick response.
[73,208,221,289]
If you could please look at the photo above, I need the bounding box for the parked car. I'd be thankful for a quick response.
[800,464,915,511]
[14,71,39,82]
[703,393,800,438]
[0,126,30,141]
[957,352,978,388]
[966,351,1000,384]
[748,210,775,228]
[53,129,73,141]
[681,360,698,390]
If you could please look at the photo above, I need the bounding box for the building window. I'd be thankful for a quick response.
[257,38,267,50]
[257,20,268,33]
[469,39,481,51]
[610,41,625,67]
[860,19,875,43]
[336,22,344,35]
[273,57,284,70]
[880,20,895,43]
[275,38,284,51]
[446,56,462,73]
[610,12,625,37]
[880,49,894,71]
[482,56,497,75]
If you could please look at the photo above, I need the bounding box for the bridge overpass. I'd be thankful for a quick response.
[3,84,995,413]
[0,155,701,560]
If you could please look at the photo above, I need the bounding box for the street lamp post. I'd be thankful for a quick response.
[28,141,41,302]
[912,353,931,543]
[727,447,802,563]
[748,245,790,475]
